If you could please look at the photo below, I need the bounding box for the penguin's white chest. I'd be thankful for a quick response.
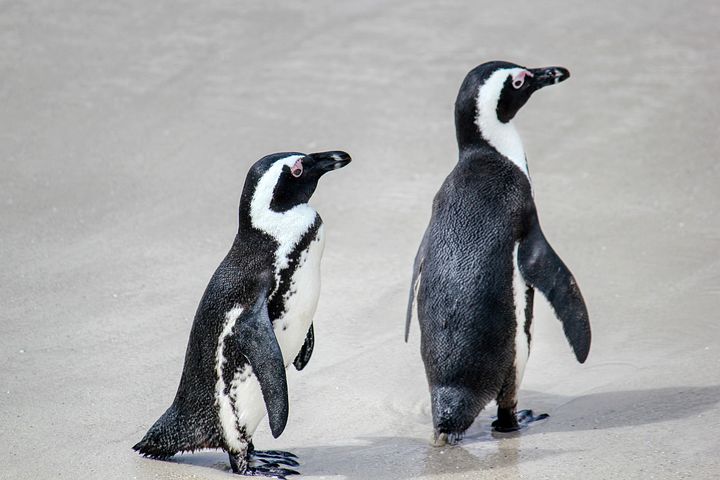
[512,243,533,387]
[219,226,325,444]
[273,226,325,365]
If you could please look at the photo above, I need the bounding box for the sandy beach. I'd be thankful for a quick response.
[1,1,719,478]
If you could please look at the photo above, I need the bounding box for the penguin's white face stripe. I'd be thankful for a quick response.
[250,155,318,290]
[215,305,245,451]
[475,68,531,181]
[512,243,531,390]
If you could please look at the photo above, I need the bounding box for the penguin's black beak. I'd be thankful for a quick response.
[306,150,352,174]
[530,66,570,90]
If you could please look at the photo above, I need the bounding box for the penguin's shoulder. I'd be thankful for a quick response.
[296,215,324,250]
[195,242,273,318]
[462,149,530,188]
[435,152,531,213]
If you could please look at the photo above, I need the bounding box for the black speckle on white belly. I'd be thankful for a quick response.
[267,224,325,366]
[273,230,324,364]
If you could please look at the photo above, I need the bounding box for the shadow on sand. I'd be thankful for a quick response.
[518,384,720,434]
[168,385,720,479]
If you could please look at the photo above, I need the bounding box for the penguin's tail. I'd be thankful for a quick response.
[133,405,204,459]
[430,385,488,444]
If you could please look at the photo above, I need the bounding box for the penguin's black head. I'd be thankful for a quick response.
[242,151,352,215]
[455,61,570,148]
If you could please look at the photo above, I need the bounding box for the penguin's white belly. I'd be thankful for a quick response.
[228,227,325,438]
[273,226,325,365]
[512,243,532,389]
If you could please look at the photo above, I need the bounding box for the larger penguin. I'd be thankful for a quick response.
[134,151,351,478]
[406,61,591,445]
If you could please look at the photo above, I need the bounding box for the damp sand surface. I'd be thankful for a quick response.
[1,1,719,479]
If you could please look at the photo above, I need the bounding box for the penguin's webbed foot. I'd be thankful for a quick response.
[516,409,548,425]
[245,463,300,479]
[231,444,300,478]
[492,408,548,433]
[229,451,300,479]
[251,449,300,468]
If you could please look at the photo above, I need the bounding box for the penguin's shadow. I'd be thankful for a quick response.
[517,384,720,434]
[171,385,719,479]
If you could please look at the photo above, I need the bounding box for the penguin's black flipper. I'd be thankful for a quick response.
[293,324,314,371]
[518,214,591,363]
[231,295,289,438]
[405,230,428,342]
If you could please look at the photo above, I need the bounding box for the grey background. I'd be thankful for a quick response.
[1,1,719,479]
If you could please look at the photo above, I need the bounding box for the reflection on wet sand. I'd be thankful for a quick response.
[422,436,522,479]
[170,385,720,478]
[173,434,566,479]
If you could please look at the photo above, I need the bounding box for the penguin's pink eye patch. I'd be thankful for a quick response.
[291,158,303,177]
[512,70,534,89]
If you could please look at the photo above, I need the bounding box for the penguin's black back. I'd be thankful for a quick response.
[134,227,276,456]
[417,147,533,433]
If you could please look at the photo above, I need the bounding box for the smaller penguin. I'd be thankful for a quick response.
[406,61,591,445]
[133,151,351,478]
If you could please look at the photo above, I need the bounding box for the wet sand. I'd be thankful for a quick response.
[1,1,719,479]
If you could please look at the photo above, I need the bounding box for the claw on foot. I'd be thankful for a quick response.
[432,430,464,447]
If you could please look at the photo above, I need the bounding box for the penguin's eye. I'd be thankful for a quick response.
[511,70,533,90]
[291,159,303,178]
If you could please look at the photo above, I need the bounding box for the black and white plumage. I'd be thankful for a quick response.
[405,61,591,445]
[133,151,351,478]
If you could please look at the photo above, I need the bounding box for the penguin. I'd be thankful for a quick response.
[405,61,591,445]
[133,150,352,478]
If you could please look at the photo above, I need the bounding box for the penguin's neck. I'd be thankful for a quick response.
[474,116,529,179]
[455,76,531,180]
[457,123,530,180]
[243,159,318,272]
